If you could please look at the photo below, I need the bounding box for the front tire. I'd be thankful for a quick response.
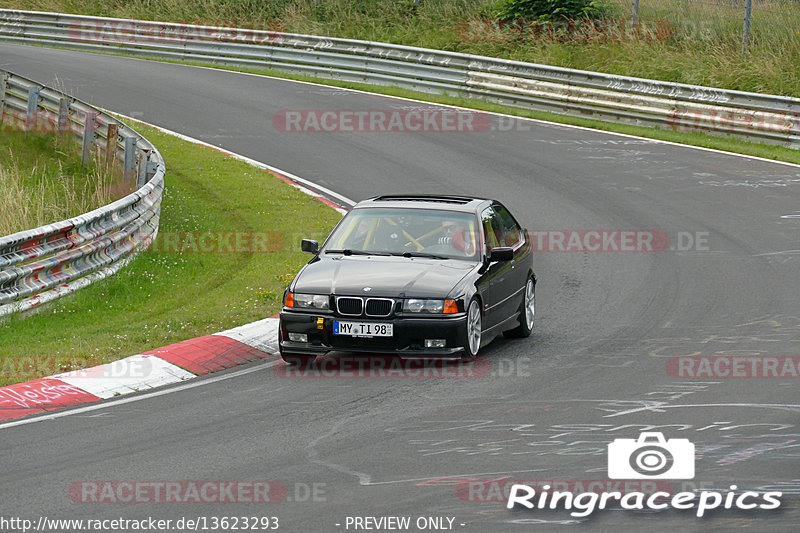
[461,298,482,361]
[504,276,535,338]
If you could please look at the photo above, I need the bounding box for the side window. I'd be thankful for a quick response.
[481,207,502,251]
[493,204,523,247]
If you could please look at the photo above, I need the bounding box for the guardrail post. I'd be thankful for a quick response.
[137,149,152,188]
[57,98,70,134]
[25,86,40,131]
[123,136,137,180]
[0,72,8,126]
[145,161,158,185]
[81,110,97,165]
[742,0,753,54]
[106,122,118,170]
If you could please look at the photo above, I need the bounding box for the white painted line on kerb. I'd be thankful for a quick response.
[0,359,282,431]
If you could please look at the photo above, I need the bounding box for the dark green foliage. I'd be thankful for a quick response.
[495,0,611,21]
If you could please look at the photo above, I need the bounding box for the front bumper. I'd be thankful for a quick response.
[279,309,467,358]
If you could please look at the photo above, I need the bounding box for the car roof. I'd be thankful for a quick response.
[355,195,492,213]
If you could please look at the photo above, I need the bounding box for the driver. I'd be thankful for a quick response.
[437,220,460,246]
[436,220,475,255]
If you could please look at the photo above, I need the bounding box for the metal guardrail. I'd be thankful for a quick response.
[0,9,798,148]
[0,69,164,317]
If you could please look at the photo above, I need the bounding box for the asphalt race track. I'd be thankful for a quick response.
[1,44,799,532]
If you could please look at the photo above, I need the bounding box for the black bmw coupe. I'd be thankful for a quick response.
[279,195,535,365]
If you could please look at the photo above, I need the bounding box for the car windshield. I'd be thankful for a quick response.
[323,207,480,260]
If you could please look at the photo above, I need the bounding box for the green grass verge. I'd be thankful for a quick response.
[0,121,342,386]
[0,127,129,236]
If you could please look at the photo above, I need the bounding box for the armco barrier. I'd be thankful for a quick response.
[0,9,798,148]
[0,69,164,317]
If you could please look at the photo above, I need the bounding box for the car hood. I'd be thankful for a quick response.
[292,255,477,298]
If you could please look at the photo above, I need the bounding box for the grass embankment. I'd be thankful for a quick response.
[0,122,342,386]
[3,0,799,98]
[0,127,129,236]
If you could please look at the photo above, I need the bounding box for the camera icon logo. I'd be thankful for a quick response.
[608,432,695,479]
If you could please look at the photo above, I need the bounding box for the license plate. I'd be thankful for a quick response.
[333,321,393,338]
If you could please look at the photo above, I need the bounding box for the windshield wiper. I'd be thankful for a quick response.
[393,251,449,260]
[324,249,390,256]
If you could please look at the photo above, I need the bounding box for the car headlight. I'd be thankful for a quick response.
[404,299,458,314]
[286,292,329,310]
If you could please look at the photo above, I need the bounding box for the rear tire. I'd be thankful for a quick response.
[460,298,482,362]
[504,277,535,338]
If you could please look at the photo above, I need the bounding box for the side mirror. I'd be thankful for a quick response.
[301,239,319,254]
[488,246,514,262]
